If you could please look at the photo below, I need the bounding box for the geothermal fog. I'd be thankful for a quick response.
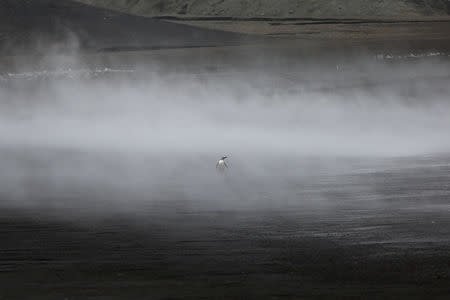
[1,55,450,215]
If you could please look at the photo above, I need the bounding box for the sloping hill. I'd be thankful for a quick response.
[0,0,246,55]
[75,0,450,19]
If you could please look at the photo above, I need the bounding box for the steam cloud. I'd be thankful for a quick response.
[1,53,450,216]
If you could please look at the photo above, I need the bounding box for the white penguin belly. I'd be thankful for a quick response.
[217,160,226,171]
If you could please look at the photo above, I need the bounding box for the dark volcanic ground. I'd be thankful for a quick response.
[0,151,449,299]
[0,0,250,55]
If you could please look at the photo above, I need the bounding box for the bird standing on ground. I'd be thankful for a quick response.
[216,156,228,172]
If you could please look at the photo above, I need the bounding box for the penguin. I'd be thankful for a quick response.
[216,156,228,172]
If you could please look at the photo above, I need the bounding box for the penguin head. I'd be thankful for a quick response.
[221,156,227,160]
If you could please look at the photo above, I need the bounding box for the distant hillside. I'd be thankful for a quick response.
[75,0,450,19]
[0,0,245,55]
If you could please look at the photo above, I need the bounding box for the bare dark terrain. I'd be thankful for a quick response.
[0,1,450,300]
[0,0,250,55]
[0,148,449,299]
[75,0,450,19]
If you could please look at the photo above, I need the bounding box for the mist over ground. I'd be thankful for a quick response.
[1,3,450,296]
[1,51,450,218]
